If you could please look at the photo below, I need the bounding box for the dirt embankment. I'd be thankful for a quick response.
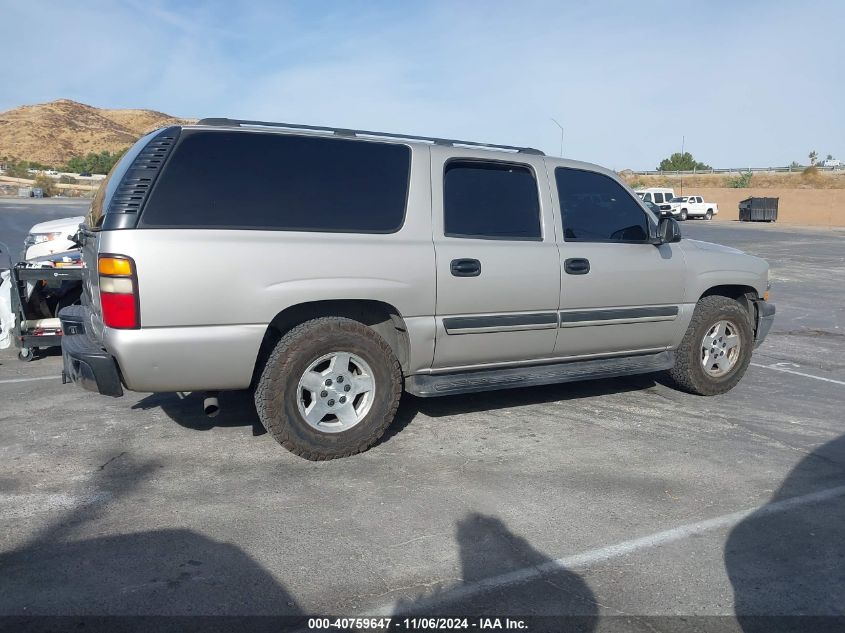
[622,172,845,227]
[689,188,845,227]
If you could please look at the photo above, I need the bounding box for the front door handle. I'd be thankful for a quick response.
[450,258,481,277]
[564,258,590,275]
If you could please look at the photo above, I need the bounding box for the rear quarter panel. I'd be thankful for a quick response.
[96,144,436,391]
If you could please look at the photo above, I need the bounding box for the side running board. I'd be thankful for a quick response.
[404,351,674,398]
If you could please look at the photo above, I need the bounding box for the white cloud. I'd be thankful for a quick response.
[1,1,842,168]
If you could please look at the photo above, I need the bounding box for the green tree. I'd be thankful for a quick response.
[826,154,834,161]
[3,160,29,178]
[658,152,712,171]
[809,150,818,166]
[62,148,128,175]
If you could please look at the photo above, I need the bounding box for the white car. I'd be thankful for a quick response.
[668,196,719,221]
[23,216,84,260]
[634,188,678,217]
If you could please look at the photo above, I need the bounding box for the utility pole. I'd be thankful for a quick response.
[680,135,685,195]
[551,118,564,157]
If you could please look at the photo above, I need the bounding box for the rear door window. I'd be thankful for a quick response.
[443,161,541,240]
[140,130,410,233]
[555,168,650,242]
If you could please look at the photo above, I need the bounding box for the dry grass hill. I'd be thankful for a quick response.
[0,99,195,166]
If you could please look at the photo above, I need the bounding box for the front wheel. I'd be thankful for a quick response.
[668,296,753,395]
[254,317,402,460]
[679,209,688,221]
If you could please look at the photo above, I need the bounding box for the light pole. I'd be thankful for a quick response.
[551,118,564,157]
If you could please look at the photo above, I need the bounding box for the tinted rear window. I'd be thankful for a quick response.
[140,130,410,232]
[444,161,541,240]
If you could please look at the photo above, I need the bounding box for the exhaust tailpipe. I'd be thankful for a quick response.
[203,392,220,418]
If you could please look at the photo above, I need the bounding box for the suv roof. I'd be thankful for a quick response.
[195,117,545,156]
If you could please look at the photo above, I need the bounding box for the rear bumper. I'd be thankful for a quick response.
[59,306,123,397]
[754,300,776,348]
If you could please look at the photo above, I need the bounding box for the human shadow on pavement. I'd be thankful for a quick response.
[2,442,602,630]
[725,433,845,631]
[0,452,301,625]
[394,513,598,632]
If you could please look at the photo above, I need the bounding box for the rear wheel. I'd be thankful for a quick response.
[705,209,713,220]
[254,317,402,460]
[668,296,753,395]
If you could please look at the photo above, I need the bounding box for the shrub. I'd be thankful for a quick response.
[727,171,753,188]
[3,160,31,178]
[32,173,58,197]
[58,175,78,184]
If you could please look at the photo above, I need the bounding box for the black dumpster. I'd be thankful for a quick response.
[739,197,779,222]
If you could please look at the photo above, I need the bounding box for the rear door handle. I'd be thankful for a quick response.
[564,258,590,275]
[450,258,481,277]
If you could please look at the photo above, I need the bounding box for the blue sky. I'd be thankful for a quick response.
[1,0,842,169]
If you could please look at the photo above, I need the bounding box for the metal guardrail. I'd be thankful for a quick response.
[630,165,843,175]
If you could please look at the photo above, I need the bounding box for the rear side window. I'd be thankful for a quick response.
[444,161,541,240]
[86,129,162,228]
[653,192,664,204]
[140,131,410,232]
[555,168,650,242]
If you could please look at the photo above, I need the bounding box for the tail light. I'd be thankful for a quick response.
[98,254,139,329]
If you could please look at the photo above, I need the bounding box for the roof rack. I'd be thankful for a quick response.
[195,118,544,156]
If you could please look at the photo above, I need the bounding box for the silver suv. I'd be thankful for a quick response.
[61,119,775,459]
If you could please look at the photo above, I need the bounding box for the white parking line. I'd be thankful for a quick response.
[0,375,61,385]
[367,484,845,615]
[751,362,845,386]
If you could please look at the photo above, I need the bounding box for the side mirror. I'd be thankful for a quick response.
[655,217,682,244]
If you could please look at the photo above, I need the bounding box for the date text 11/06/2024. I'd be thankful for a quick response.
[308,617,528,630]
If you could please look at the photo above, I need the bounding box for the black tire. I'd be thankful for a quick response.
[705,209,713,220]
[679,209,688,221]
[254,317,402,460]
[17,347,35,362]
[668,296,753,395]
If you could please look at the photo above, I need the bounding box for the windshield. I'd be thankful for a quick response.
[85,129,162,229]
[670,197,688,202]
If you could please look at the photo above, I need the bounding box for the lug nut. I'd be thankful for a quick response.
[344,384,351,392]
[320,390,328,398]
[339,396,346,404]
[325,379,332,386]
[327,399,335,407]
[337,376,344,383]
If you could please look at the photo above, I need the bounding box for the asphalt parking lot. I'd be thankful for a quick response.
[1,199,844,629]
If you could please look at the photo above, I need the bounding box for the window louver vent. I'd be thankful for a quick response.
[107,127,180,216]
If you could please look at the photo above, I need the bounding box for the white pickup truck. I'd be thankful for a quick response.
[669,195,718,221]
